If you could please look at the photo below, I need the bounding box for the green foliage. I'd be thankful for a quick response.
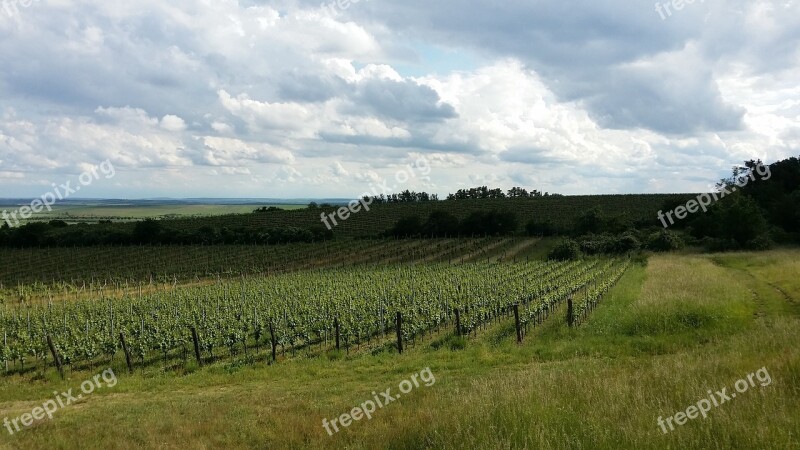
[133,219,162,244]
[525,219,559,237]
[388,216,423,238]
[575,233,641,255]
[0,258,630,374]
[430,335,467,351]
[548,239,581,261]
[254,206,284,213]
[0,219,332,247]
[422,211,460,237]
[646,230,684,252]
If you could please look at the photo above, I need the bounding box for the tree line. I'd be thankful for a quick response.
[0,219,332,247]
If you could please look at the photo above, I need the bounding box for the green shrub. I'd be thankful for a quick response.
[548,239,582,260]
[646,230,684,252]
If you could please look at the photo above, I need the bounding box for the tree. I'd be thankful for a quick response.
[133,219,162,244]
[423,211,460,237]
[548,239,581,261]
[507,187,529,197]
[388,216,422,238]
[573,208,602,235]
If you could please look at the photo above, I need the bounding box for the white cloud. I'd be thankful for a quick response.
[0,0,797,198]
[160,115,187,132]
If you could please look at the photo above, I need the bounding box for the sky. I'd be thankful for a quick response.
[0,0,798,199]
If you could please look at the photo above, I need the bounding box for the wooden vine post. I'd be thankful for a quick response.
[567,297,575,328]
[269,319,277,363]
[395,312,403,354]
[119,332,133,373]
[46,335,64,379]
[190,327,203,367]
[334,317,341,351]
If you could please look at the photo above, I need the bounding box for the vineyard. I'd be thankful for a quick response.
[0,237,543,288]
[0,257,629,375]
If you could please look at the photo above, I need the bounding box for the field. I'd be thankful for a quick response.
[2,1,796,448]
[4,203,306,225]
[0,243,798,449]
[0,238,552,288]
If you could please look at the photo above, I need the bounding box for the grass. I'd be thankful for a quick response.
[0,250,798,449]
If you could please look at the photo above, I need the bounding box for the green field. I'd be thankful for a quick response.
[0,247,798,449]
[13,204,306,224]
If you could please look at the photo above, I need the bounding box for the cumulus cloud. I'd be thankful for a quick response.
[160,115,187,132]
[0,0,797,198]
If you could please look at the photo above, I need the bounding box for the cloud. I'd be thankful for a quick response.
[0,0,797,198]
[160,115,187,132]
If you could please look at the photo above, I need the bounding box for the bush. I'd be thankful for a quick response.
[388,216,422,238]
[423,211,460,237]
[575,233,641,255]
[460,210,518,236]
[133,219,162,244]
[703,237,739,252]
[578,235,609,255]
[745,235,773,250]
[548,239,582,261]
[646,230,684,252]
[526,219,558,236]
[573,208,602,235]
[612,232,641,253]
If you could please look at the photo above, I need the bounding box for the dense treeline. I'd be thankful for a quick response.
[661,156,800,250]
[5,155,795,250]
[0,219,332,247]
[446,186,561,200]
[361,190,440,204]
[386,156,800,257]
[542,156,800,258]
[310,186,559,206]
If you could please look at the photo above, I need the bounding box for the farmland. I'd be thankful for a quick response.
[0,238,550,288]
[0,201,307,225]
[0,248,797,449]
[0,192,797,449]
[2,0,798,447]
[0,256,629,374]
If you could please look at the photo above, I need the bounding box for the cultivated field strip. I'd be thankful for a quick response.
[0,258,629,375]
[0,238,539,287]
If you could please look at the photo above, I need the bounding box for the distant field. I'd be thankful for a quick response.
[10,203,306,223]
